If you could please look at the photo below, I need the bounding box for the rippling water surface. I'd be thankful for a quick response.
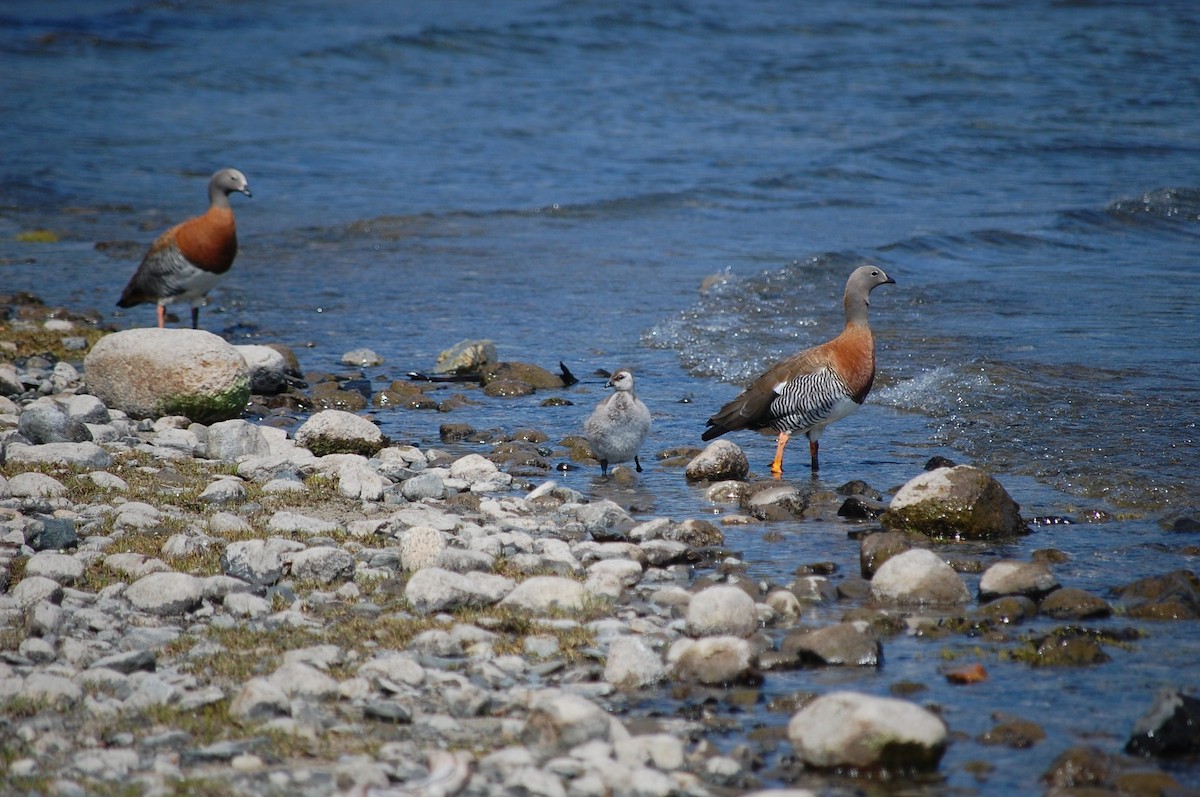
[3,1,1200,793]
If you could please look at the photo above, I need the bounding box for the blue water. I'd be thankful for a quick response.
[3,1,1200,793]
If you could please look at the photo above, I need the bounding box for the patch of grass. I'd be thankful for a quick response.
[181,624,333,682]
[0,611,25,652]
[0,321,108,361]
[131,701,233,746]
[0,694,56,720]
[162,778,236,797]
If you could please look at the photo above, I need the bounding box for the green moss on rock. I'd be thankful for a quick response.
[155,376,251,425]
[302,433,386,458]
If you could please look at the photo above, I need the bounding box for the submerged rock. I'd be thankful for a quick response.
[480,361,563,391]
[1039,587,1112,620]
[1113,569,1200,620]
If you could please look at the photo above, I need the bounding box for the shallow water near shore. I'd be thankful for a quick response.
[3,0,1200,793]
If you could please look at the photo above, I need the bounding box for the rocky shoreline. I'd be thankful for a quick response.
[2,301,1200,797]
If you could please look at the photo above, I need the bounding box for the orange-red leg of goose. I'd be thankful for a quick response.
[156,305,166,329]
[771,432,790,478]
[809,438,820,472]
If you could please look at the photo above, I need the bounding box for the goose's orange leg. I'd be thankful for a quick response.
[770,432,790,478]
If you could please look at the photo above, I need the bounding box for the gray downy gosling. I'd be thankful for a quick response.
[584,369,651,477]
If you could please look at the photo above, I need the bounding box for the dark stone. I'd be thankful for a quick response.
[511,428,549,443]
[781,623,882,667]
[1125,689,1200,758]
[364,699,412,724]
[1114,570,1200,620]
[836,480,883,500]
[978,715,1046,748]
[1039,587,1112,620]
[1024,633,1111,667]
[837,495,887,520]
[1031,548,1071,564]
[28,517,78,551]
[1161,511,1200,533]
[1041,744,1112,789]
[489,441,549,471]
[374,382,438,410]
[91,649,156,674]
[480,361,564,389]
[183,739,265,765]
[439,422,475,442]
[18,403,92,444]
[669,519,724,548]
[310,383,368,411]
[882,465,1028,540]
[924,456,956,470]
[972,595,1038,626]
[859,532,910,578]
[339,378,372,400]
[482,378,535,398]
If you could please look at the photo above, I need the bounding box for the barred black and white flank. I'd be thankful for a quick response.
[585,369,651,477]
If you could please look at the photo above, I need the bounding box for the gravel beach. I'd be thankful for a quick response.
[2,305,1198,797]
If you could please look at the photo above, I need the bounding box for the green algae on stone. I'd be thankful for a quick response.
[154,375,251,425]
[300,431,385,458]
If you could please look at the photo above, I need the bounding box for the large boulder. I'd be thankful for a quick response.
[788,691,948,773]
[881,465,1027,540]
[84,329,250,423]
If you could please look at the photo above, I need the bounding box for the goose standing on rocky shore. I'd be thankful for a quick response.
[702,265,895,476]
[117,168,252,329]
[585,369,651,477]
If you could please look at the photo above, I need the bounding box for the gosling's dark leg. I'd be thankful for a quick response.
[191,306,200,330]
[600,459,609,477]
[635,455,643,473]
